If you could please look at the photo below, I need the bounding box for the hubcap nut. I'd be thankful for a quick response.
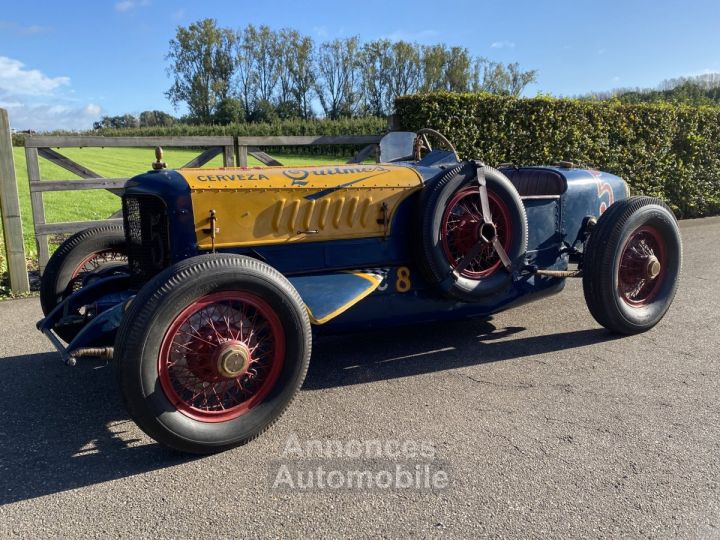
[217,345,250,378]
[646,256,661,279]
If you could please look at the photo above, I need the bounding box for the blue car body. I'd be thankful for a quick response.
[38,149,629,360]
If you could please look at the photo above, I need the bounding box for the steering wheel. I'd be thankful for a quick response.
[414,128,460,162]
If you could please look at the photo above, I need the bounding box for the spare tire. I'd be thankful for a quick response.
[419,162,528,302]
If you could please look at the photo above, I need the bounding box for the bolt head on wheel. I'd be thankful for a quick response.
[216,342,251,378]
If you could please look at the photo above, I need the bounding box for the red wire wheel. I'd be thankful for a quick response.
[69,249,127,291]
[440,187,513,279]
[618,225,666,306]
[158,291,285,422]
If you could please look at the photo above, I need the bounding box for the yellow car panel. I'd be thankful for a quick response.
[180,164,423,249]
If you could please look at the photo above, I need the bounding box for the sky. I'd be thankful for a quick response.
[1,0,719,130]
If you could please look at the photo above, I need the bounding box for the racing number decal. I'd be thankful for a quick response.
[358,266,411,293]
[589,170,615,215]
[395,267,412,293]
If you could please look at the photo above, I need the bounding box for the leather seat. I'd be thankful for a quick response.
[499,167,566,197]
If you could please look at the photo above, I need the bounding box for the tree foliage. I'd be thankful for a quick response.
[93,110,178,130]
[396,92,720,218]
[165,18,235,124]
[165,20,538,122]
[581,72,720,106]
[316,37,363,119]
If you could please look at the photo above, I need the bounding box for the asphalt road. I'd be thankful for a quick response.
[1,217,719,539]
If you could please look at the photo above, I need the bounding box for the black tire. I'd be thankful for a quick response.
[419,162,528,302]
[40,224,127,342]
[583,196,682,335]
[114,253,312,454]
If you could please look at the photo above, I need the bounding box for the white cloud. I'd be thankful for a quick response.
[491,40,515,49]
[0,56,101,131]
[84,103,102,116]
[0,21,49,35]
[3,101,103,131]
[0,56,70,96]
[115,0,150,12]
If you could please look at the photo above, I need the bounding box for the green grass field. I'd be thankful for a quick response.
[4,147,348,268]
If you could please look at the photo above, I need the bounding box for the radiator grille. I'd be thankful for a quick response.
[122,195,170,280]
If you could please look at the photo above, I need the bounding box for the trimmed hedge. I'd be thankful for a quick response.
[12,117,389,156]
[396,92,720,218]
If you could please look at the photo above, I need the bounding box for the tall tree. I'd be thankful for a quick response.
[386,41,421,110]
[444,47,473,92]
[165,18,235,123]
[277,28,298,105]
[316,37,362,119]
[420,44,448,92]
[244,25,280,103]
[505,62,538,97]
[474,59,537,97]
[286,33,316,119]
[361,40,393,116]
[233,28,257,121]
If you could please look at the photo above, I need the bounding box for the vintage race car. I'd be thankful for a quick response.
[37,129,682,454]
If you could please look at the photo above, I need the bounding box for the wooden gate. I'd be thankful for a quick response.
[25,135,382,273]
[25,136,234,273]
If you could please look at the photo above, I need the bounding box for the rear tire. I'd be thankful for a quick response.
[582,197,682,334]
[114,253,312,454]
[40,224,127,342]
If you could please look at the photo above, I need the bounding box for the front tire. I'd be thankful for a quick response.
[583,196,682,334]
[114,254,311,454]
[40,224,127,342]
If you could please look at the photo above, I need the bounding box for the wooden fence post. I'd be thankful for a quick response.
[223,144,235,167]
[0,109,30,293]
[238,145,248,167]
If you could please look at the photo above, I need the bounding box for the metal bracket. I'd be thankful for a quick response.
[202,209,220,252]
[475,161,512,271]
[377,202,389,239]
[41,327,76,366]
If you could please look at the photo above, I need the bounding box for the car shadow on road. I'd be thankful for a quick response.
[0,320,618,505]
[304,318,620,390]
[0,352,193,506]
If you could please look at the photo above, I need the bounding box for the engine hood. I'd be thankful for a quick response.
[178,164,424,249]
[179,163,422,192]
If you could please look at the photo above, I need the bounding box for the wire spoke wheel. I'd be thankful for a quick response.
[618,225,666,306]
[158,291,285,422]
[582,196,682,335]
[40,224,128,342]
[116,254,311,454]
[68,249,127,292]
[441,187,512,279]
